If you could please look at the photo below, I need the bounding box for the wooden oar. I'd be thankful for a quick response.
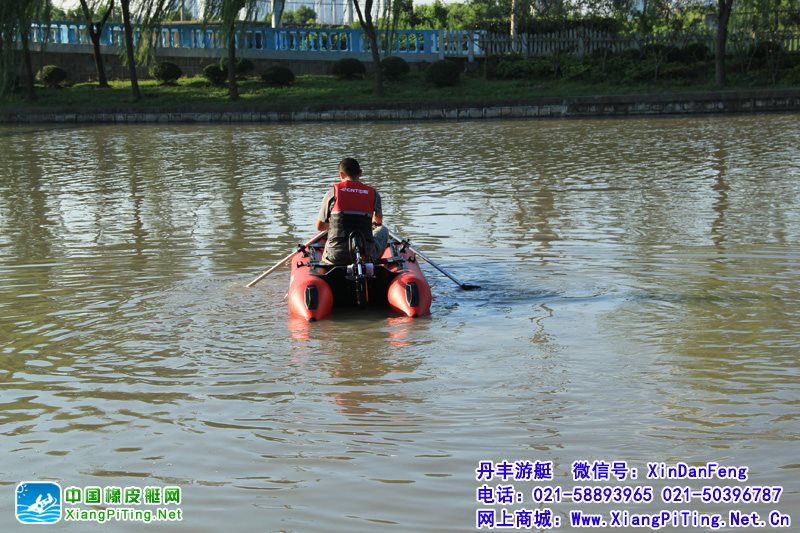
[246,230,327,288]
[386,227,480,290]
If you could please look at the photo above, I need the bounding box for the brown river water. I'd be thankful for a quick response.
[1,115,798,532]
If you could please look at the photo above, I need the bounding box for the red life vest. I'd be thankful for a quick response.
[331,181,376,215]
[325,181,377,264]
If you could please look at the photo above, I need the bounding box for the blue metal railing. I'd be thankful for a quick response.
[25,21,475,57]
[30,21,799,60]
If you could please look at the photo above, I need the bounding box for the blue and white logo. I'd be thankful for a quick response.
[16,482,62,524]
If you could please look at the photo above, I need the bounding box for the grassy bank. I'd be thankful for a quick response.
[2,69,799,113]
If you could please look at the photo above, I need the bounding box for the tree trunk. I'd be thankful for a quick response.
[227,25,239,100]
[89,28,110,87]
[715,0,733,88]
[20,21,36,101]
[365,25,383,96]
[81,0,113,88]
[353,0,383,97]
[510,0,518,53]
[0,43,5,95]
[272,0,283,28]
[120,0,141,100]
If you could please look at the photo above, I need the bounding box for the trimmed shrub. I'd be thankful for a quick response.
[261,65,295,87]
[587,48,615,79]
[36,65,67,88]
[641,44,680,62]
[482,55,502,79]
[239,58,255,76]
[749,40,783,60]
[590,47,615,61]
[203,64,227,86]
[380,56,410,81]
[495,58,528,80]
[628,61,658,82]
[618,48,643,62]
[783,64,800,84]
[495,56,553,80]
[426,59,461,87]
[552,53,581,78]
[664,46,683,63]
[659,62,702,81]
[679,43,710,64]
[562,61,592,81]
[332,58,366,80]
[221,57,255,78]
[782,52,800,68]
[150,61,182,85]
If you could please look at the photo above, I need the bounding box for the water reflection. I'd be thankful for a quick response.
[290,315,426,419]
[710,141,730,248]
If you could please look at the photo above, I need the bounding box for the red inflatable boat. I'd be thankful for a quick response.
[287,233,432,321]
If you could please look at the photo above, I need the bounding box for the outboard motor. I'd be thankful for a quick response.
[345,232,374,307]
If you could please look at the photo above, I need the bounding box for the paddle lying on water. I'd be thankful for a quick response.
[386,227,480,290]
[246,230,327,288]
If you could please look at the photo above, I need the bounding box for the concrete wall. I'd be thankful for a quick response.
[3,90,799,124]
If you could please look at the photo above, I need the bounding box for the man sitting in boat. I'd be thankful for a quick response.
[315,158,389,265]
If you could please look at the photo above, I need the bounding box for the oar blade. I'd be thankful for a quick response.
[386,226,481,291]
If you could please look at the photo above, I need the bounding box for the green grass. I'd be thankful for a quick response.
[2,70,797,112]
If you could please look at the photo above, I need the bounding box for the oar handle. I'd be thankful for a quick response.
[387,227,479,290]
[246,230,327,288]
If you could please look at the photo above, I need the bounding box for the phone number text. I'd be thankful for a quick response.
[510,485,784,504]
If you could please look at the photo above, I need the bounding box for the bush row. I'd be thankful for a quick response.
[148,57,419,85]
[489,43,800,84]
[329,56,460,86]
[33,46,798,92]
[32,57,460,90]
[202,56,461,87]
[36,65,68,87]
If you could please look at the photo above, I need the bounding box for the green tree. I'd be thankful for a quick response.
[716,0,734,86]
[447,3,481,29]
[114,1,185,101]
[413,1,449,28]
[392,0,414,28]
[163,2,193,20]
[3,0,53,101]
[0,1,15,97]
[79,0,115,88]
[463,0,512,31]
[352,0,385,96]
[510,0,521,42]
[283,5,317,26]
[51,5,85,21]
[735,0,800,82]
[119,0,142,100]
[203,0,260,100]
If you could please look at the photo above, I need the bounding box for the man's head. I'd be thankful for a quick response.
[338,158,362,181]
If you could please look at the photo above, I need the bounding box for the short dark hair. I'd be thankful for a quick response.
[338,158,362,179]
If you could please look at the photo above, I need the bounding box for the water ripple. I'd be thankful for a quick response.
[1,116,799,531]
